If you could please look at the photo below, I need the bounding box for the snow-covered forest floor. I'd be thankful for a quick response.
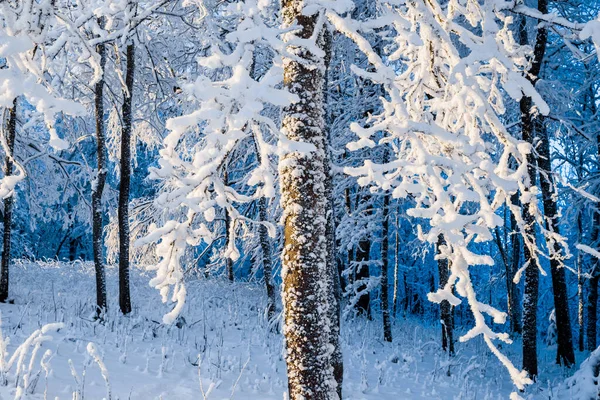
[0,261,587,400]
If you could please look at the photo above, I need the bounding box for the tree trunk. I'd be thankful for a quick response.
[537,123,575,366]
[258,197,276,324]
[587,133,600,352]
[509,193,522,335]
[0,99,17,303]
[92,26,108,316]
[355,229,372,318]
[323,24,343,397]
[518,0,548,377]
[381,194,392,342]
[437,235,454,355]
[224,167,234,282]
[118,42,135,315]
[280,2,338,398]
[392,210,399,317]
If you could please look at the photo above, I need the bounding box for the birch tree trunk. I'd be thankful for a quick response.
[0,99,17,303]
[280,2,339,398]
[92,25,108,316]
[118,41,135,315]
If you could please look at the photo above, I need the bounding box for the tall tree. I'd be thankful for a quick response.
[92,21,108,316]
[0,99,17,303]
[381,193,392,342]
[118,41,135,315]
[537,120,575,366]
[323,24,343,395]
[518,7,547,378]
[279,1,338,397]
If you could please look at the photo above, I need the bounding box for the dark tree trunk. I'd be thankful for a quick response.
[118,42,135,315]
[587,133,600,351]
[0,99,17,303]
[258,197,276,324]
[92,26,108,316]
[381,194,392,342]
[509,194,522,335]
[518,0,548,376]
[224,168,234,282]
[587,275,599,351]
[355,231,372,318]
[322,24,343,397]
[392,210,399,317]
[537,123,575,366]
[437,235,454,355]
[279,1,339,397]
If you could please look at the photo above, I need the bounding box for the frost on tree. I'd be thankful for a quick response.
[326,0,552,392]
[140,0,293,324]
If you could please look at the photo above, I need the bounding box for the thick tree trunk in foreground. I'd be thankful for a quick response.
[280,1,339,398]
[92,30,108,316]
[119,42,135,315]
[0,99,17,303]
[436,235,454,355]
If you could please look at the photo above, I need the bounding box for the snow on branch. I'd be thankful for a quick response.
[330,0,540,391]
[143,0,293,323]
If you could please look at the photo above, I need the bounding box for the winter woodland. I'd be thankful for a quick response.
[0,0,600,398]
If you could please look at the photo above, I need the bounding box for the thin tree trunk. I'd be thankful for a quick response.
[92,25,108,316]
[537,123,575,366]
[392,210,399,317]
[588,275,599,351]
[509,194,522,335]
[280,1,338,397]
[0,99,17,303]
[577,229,584,352]
[224,167,234,282]
[323,24,343,396]
[381,194,392,342]
[258,197,276,324]
[587,132,600,352]
[437,235,454,355]
[355,228,372,318]
[118,42,135,315]
[518,0,548,376]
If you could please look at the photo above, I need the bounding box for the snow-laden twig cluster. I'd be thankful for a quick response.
[325,0,547,390]
[140,0,295,323]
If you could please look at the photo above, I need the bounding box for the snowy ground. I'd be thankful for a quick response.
[0,261,586,399]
